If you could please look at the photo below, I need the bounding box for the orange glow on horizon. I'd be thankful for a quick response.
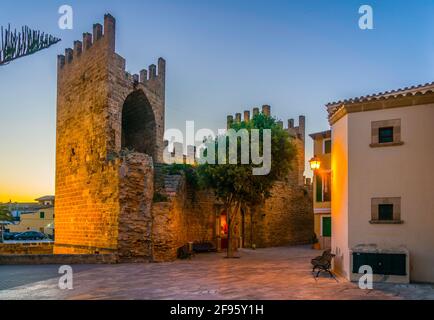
[0,185,54,203]
[0,150,55,203]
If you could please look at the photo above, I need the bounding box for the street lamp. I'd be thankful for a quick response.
[309,156,321,171]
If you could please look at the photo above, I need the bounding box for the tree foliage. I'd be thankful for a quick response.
[197,112,296,256]
[0,206,13,222]
[0,206,13,242]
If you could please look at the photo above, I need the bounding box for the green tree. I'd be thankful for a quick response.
[0,206,13,242]
[198,113,296,257]
[0,206,13,221]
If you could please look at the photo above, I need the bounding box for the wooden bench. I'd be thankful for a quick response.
[311,249,336,279]
[193,241,217,253]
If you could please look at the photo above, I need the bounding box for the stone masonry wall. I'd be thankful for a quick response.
[152,173,312,261]
[183,190,217,243]
[54,16,120,255]
[55,14,165,258]
[152,174,186,262]
[152,175,217,262]
[251,182,313,248]
[118,152,154,261]
[105,47,165,164]
[0,243,54,255]
[0,254,116,265]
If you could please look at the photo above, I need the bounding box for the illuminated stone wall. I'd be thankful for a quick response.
[247,182,313,248]
[54,14,165,258]
[0,242,53,255]
[152,175,313,261]
[152,177,218,262]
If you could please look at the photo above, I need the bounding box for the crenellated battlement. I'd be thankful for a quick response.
[287,115,305,143]
[57,13,166,101]
[122,57,166,100]
[126,57,166,86]
[226,104,305,143]
[57,14,116,71]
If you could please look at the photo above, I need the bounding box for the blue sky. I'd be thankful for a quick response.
[1,0,434,201]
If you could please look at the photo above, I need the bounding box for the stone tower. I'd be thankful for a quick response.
[54,14,165,260]
[287,115,306,186]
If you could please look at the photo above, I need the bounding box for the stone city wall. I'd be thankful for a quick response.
[0,242,54,255]
[0,253,117,265]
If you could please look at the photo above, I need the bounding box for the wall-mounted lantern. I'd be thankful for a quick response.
[309,156,321,172]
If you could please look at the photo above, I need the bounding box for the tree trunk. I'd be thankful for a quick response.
[226,201,240,258]
[250,206,254,248]
[227,204,233,258]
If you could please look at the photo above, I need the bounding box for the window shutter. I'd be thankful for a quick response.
[322,216,331,237]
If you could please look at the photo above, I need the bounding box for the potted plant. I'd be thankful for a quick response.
[311,233,321,250]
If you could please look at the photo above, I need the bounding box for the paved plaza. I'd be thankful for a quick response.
[1,245,433,300]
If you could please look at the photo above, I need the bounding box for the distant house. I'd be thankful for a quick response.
[4,203,41,220]
[35,195,55,207]
[8,196,55,235]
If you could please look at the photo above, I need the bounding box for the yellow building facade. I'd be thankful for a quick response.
[8,196,55,236]
[9,206,54,235]
[309,130,331,250]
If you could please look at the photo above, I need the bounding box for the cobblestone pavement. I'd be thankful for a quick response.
[1,246,433,300]
[0,265,95,291]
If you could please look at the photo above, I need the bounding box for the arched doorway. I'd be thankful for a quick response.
[121,90,156,158]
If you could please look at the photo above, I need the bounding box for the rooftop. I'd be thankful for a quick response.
[326,81,434,124]
[309,130,331,140]
[35,195,55,202]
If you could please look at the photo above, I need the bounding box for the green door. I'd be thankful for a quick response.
[322,216,331,237]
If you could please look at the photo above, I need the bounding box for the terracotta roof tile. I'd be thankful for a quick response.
[326,81,434,118]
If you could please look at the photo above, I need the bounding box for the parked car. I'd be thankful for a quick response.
[13,231,47,241]
[2,232,20,240]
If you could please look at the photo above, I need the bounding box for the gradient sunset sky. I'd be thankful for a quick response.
[1,0,434,202]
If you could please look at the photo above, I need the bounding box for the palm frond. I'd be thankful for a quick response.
[0,24,61,65]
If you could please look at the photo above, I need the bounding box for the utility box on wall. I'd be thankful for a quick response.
[349,245,410,284]
[353,252,406,276]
